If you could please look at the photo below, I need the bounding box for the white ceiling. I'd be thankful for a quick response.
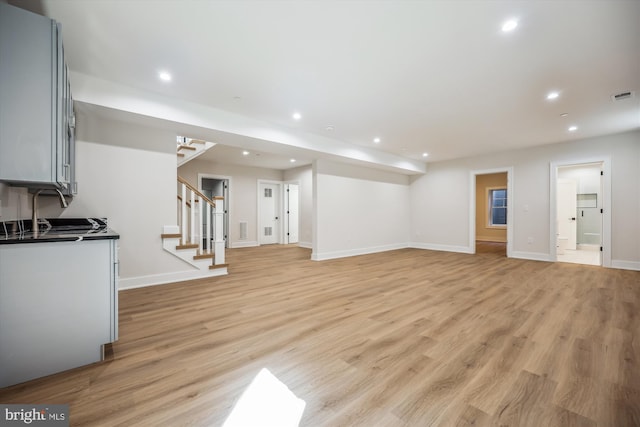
[15,0,640,170]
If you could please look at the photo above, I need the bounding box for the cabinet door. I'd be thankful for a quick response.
[0,240,114,388]
[0,4,56,184]
[55,23,69,188]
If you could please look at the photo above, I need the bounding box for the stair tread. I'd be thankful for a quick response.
[193,253,214,260]
[176,243,199,250]
[161,233,182,239]
[177,153,185,157]
[209,263,229,270]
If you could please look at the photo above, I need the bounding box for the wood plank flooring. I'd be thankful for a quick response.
[1,245,639,426]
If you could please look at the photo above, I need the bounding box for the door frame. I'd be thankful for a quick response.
[198,173,231,248]
[550,158,611,267]
[257,179,283,245]
[469,167,514,257]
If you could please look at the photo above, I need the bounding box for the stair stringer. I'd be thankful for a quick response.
[177,140,216,166]
[161,225,228,276]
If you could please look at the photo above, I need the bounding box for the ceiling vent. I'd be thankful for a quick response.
[611,91,635,102]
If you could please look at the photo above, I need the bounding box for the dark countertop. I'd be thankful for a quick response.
[0,218,119,245]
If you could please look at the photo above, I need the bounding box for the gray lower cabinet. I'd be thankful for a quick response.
[0,239,118,388]
[0,3,76,194]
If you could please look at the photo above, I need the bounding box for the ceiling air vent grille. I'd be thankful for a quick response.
[611,91,635,102]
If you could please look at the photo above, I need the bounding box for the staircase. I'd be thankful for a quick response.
[177,137,216,166]
[161,176,228,277]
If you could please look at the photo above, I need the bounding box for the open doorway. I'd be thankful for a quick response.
[199,175,230,249]
[469,167,513,257]
[555,162,603,266]
[475,172,508,256]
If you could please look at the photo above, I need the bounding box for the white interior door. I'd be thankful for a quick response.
[286,184,299,244]
[259,182,280,245]
[558,179,578,250]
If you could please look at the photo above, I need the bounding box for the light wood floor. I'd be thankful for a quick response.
[1,245,639,426]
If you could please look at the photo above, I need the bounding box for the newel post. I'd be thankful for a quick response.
[213,197,225,264]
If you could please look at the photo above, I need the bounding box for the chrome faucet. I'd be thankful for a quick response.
[32,189,68,237]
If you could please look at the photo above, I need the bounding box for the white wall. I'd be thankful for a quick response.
[313,159,410,260]
[178,158,283,247]
[68,114,191,283]
[410,130,640,268]
[284,165,313,248]
[0,112,191,286]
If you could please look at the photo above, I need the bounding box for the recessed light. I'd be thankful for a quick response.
[502,19,518,32]
[290,158,296,163]
[292,112,302,120]
[373,137,381,143]
[560,113,569,117]
[422,152,429,158]
[159,71,172,82]
[242,150,250,156]
[546,91,559,100]
[325,125,334,131]
[568,125,578,132]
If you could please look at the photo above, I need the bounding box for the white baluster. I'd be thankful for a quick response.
[206,202,212,253]
[190,190,196,244]
[181,183,187,244]
[214,197,225,265]
[198,195,203,254]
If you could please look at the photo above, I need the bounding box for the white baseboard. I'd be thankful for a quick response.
[230,240,259,248]
[119,268,228,291]
[311,243,409,261]
[408,242,474,254]
[297,241,312,249]
[510,251,552,262]
[611,260,640,271]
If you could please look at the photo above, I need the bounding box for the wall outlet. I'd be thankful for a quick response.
[527,237,534,244]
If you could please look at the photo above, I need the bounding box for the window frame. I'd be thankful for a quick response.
[487,187,508,228]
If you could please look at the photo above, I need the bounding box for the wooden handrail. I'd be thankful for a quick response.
[177,176,216,207]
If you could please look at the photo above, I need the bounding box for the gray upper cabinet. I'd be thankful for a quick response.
[0,3,76,194]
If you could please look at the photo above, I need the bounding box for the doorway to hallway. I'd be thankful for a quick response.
[199,175,230,249]
[469,167,513,257]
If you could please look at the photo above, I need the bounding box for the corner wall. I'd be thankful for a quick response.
[284,165,313,248]
[313,159,410,260]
